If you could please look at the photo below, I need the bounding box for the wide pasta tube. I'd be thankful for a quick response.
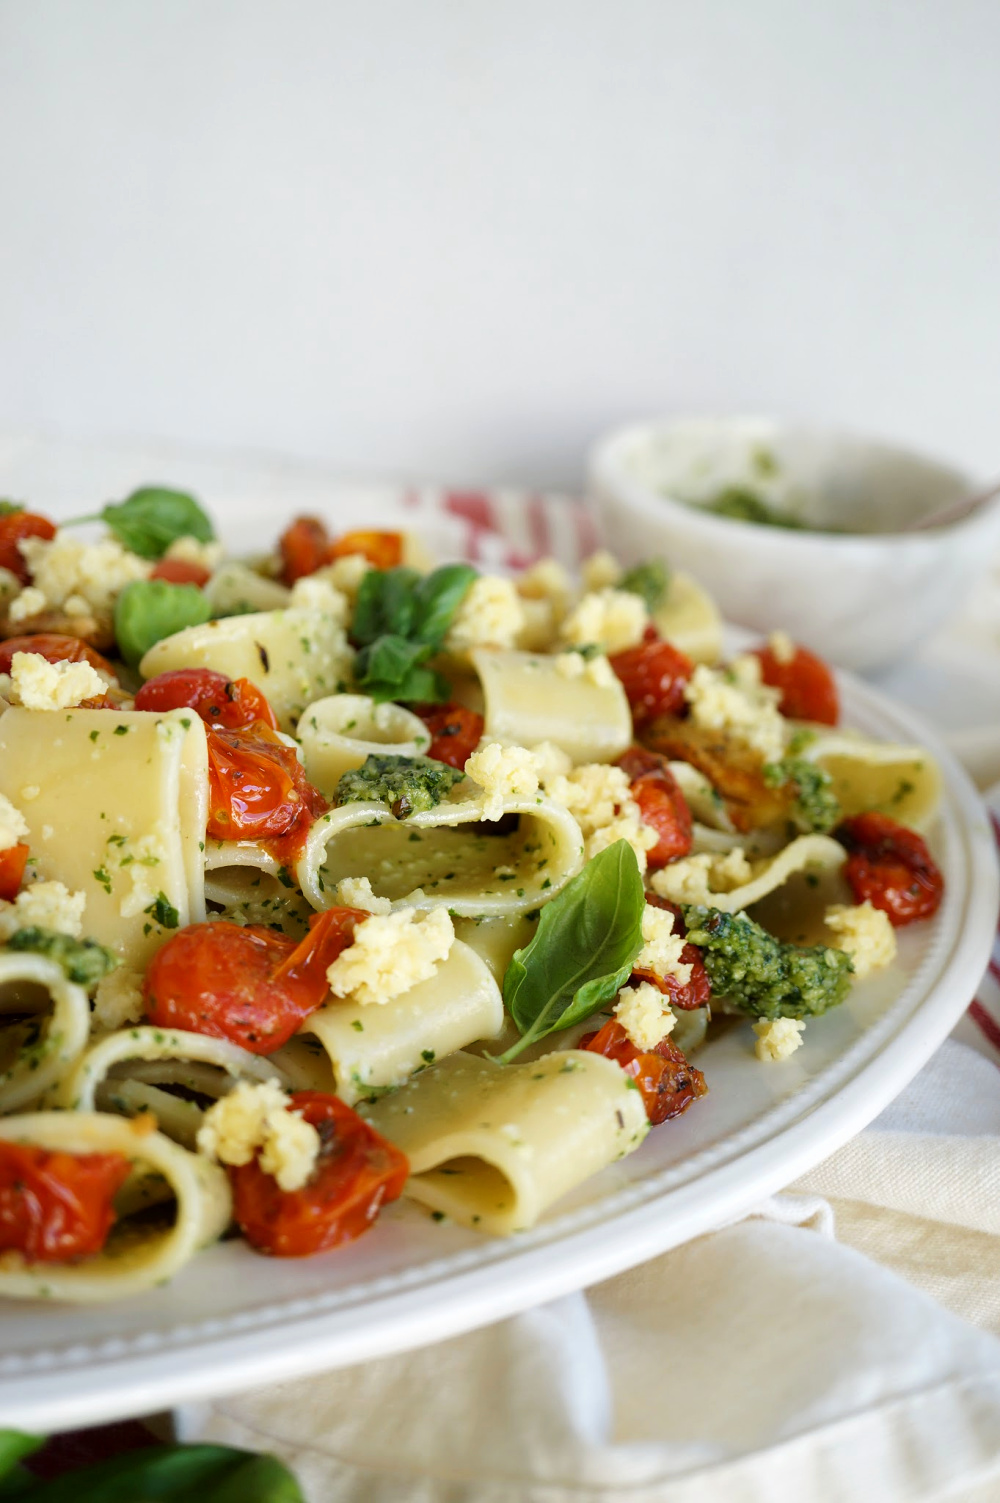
[363,1050,649,1235]
[800,730,942,831]
[0,952,91,1114]
[650,833,846,912]
[296,791,584,918]
[471,648,632,765]
[300,940,504,1106]
[57,1025,290,1148]
[297,695,432,798]
[0,1112,232,1302]
[0,708,208,968]
[139,606,354,731]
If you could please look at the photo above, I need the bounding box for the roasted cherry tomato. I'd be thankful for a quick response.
[633,894,711,1009]
[279,515,331,584]
[609,634,693,725]
[580,1019,707,1125]
[135,667,278,730]
[146,921,304,1052]
[412,702,485,769]
[836,811,943,926]
[327,529,403,569]
[753,641,839,725]
[273,906,366,1012]
[205,722,328,861]
[149,557,211,587]
[0,633,117,680]
[616,746,693,867]
[0,843,29,902]
[0,1141,130,1262]
[230,1090,408,1257]
[0,511,57,585]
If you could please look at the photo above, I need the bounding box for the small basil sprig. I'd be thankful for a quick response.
[353,562,477,703]
[0,1432,303,1501]
[65,486,215,559]
[619,558,670,612]
[114,578,211,666]
[498,840,646,1063]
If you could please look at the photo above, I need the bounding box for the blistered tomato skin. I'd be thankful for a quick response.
[616,746,693,867]
[0,843,29,902]
[633,894,711,1010]
[230,1090,409,1257]
[581,1019,707,1125]
[413,702,485,769]
[0,634,117,680]
[0,1142,131,1262]
[135,668,278,730]
[609,635,693,726]
[205,723,328,861]
[837,811,944,926]
[0,512,57,584]
[279,516,331,584]
[149,557,211,588]
[754,642,839,725]
[273,906,366,1011]
[327,530,403,569]
[145,922,303,1052]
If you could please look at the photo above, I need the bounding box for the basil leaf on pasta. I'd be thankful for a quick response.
[410,563,477,645]
[65,487,215,559]
[355,634,450,704]
[499,840,645,1063]
[114,578,212,666]
[352,564,476,702]
[352,567,422,646]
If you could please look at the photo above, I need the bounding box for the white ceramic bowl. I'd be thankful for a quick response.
[587,417,1000,671]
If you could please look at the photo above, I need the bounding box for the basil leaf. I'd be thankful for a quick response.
[499,840,645,1063]
[114,578,211,666]
[82,487,215,559]
[13,1443,303,1501]
[0,1431,43,1486]
[410,563,477,646]
[352,567,421,646]
[620,559,670,612]
[356,634,449,704]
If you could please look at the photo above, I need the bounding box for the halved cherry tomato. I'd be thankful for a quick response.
[0,1141,130,1262]
[580,1019,707,1125]
[230,1090,409,1257]
[327,530,403,570]
[135,668,278,730]
[616,746,693,867]
[609,633,693,725]
[412,702,485,769]
[633,894,711,1009]
[150,557,211,587]
[279,515,331,584]
[0,843,29,902]
[273,906,366,1012]
[0,512,57,585]
[0,634,117,680]
[145,921,303,1052]
[205,722,328,862]
[753,641,839,725]
[836,811,943,926]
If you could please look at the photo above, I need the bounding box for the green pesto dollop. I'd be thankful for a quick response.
[681,905,852,1021]
[763,757,841,833]
[619,558,670,612]
[699,487,807,530]
[335,754,465,818]
[6,927,119,990]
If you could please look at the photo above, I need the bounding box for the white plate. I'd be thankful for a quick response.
[1,672,996,1431]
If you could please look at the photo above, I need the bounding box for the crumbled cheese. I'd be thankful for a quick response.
[684,658,787,762]
[316,553,371,600]
[118,833,170,919]
[445,576,526,653]
[560,588,648,654]
[288,575,350,624]
[92,968,145,1031]
[516,557,573,614]
[527,739,573,785]
[825,901,897,979]
[0,792,29,853]
[581,549,623,592]
[334,876,392,916]
[615,981,676,1051]
[197,1080,321,1192]
[326,907,455,1006]
[10,653,106,711]
[8,585,46,623]
[14,533,150,620]
[650,848,755,905]
[553,650,617,689]
[753,1017,806,1062]
[164,535,225,571]
[637,904,692,985]
[548,762,657,873]
[0,880,87,939]
[768,630,796,666]
[465,741,542,820]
